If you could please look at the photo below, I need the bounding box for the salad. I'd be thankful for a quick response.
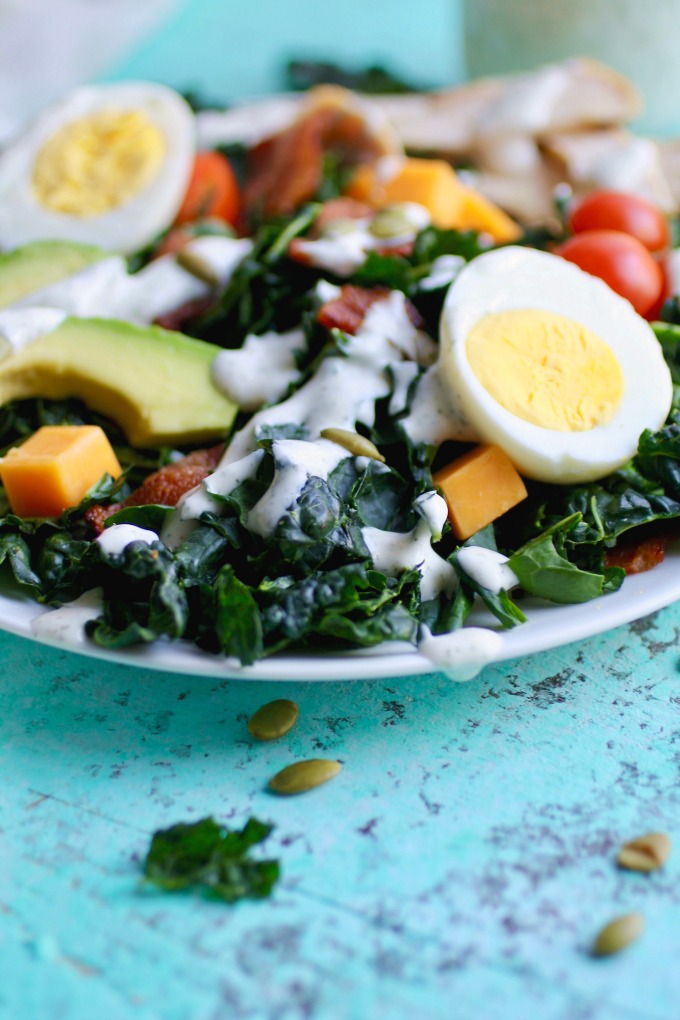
[1,71,680,681]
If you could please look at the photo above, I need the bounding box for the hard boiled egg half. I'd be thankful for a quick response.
[439,246,672,484]
[0,82,195,254]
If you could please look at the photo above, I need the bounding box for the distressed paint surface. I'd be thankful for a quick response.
[3,602,680,1020]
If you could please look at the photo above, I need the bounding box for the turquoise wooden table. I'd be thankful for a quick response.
[3,3,680,1018]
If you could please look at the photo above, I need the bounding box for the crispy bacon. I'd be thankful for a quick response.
[313,197,374,233]
[317,284,391,334]
[603,528,676,575]
[245,107,385,220]
[317,283,424,335]
[153,295,215,332]
[85,445,224,536]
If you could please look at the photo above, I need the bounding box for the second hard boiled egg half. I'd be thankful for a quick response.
[0,82,196,254]
[438,247,672,484]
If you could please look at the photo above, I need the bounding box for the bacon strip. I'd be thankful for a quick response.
[603,528,676,575]
[85,445,224,536]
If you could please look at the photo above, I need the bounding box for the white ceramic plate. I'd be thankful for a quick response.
[1,546,678,680]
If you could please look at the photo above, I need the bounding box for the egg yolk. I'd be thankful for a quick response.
[32,108,166,218]
[466,308,624,432]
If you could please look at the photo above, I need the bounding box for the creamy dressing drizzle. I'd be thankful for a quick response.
[418,625,504,681]
[455,546,519,593]
[246,439,346,537]
[211,327,306,411]
[179,448,266,522]
[166,288,476,618]
[217,291,421,472]
[361,515,456,602]
[13,237,252,326]
[292,203,431,277]
[400,364,479,445]
[388,361,420,417]
[417,254,466,292]
[31,587,103,645]
[0,306,67,354]
[96,523,159,555]
[414,491,449,541]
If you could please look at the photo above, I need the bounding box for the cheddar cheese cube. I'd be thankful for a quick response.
[345,157,521,242]
[433,444,528,541]
[0,425,122,518]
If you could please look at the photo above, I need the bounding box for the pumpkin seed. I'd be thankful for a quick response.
[320,217,361,238]
[617,832,671,872]
[268,759,342,795]
[369,205,417,239]
[320,428,385,462]
[592,913,644,957]
[248,699,299,742]
[176,249,220,287]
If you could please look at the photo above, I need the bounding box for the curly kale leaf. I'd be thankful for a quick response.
[143,816,279,903]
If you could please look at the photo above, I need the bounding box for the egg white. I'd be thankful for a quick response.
[438,246,673,484]
[0,82,196,254]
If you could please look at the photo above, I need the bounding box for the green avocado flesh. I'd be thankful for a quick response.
[0,317,238,446]
[0,241,107,309]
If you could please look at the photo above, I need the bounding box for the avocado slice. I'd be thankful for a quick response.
[0,317,237,446]
[0,240,108,310]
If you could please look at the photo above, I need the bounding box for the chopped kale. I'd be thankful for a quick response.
[142,816,280,903]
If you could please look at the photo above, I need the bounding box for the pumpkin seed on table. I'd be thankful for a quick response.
[592,912,645,957]
[268,759,342,795]
[248,699,299,741]
[617,832,671,872]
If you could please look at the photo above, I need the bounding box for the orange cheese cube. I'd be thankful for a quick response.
[0,425,122,518]
[345,157,521,242]
[433,444,528,541]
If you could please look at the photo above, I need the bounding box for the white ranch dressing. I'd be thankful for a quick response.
[246,439,347,537]
[400,364,479,446]
[388,361,420,417]
[219,293,413,469]
[31,588,103,645]
[414,491,449,541]
[179,448,266,521]
[362,489,456,602]
[418,625,504,681]
[0,306,67,354]
[417,254,466,293]
[13,237,252,326]
[211,327,306,411]
[291,204,431,278]
[96,523,159,556]
[456,546,519,593]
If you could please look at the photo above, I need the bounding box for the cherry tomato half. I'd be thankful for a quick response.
[554,230,665,316]
[568,190,670,253]
[175,151,241,227]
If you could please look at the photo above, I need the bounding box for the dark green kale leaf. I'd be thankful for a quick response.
[508,514,625,604]
[257,563,419,653]
[452,550,526,629]
[0,534,41,590]
[191,206,322,343]
[142,816,280,903]
[89,542,188,647]
[214,564,264,664]
[349,459,414,531]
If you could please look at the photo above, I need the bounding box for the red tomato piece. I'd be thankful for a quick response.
[554,230,664,316]
[175,152,241,227]
[568,190,670,252]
